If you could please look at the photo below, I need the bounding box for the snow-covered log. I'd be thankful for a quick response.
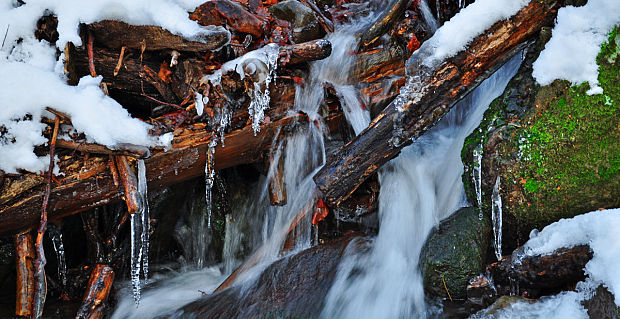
[313,0,571,207]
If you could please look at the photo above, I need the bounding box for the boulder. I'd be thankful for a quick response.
[269,0,325,43]
[173,235,366,318]
[461,27,620,249]
[419,207,491,300]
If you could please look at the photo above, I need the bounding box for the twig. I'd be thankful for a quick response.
[441,274,453,302]
[31,116,60,319]
[87,31,97,77]
[1,24,9,49]
[113,46,126,76]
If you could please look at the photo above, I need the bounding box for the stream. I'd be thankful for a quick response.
[112,2,522,318]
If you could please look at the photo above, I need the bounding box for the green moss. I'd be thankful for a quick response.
[462,26,620,246]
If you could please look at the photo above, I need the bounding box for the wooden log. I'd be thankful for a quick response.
[190,0,266,37]
[358,0,409,49]
[115,156,141,214]
[313,0,567,207]
[489,245,592,297]
[56,140,150,158]
[352,41,407,83]
[15,231,35,317]
[279,39,332,66]
[267,149,287,206]
[88,20,230,52]
[0,114,308,236]
[75,264,115,319]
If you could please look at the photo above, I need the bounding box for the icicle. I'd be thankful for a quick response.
[130,212,143,304]
[472,143,483,220]
[245,43,279,135]
[137,159,150,280]
[205,140,216,228]
[47,224,67,287]
[491,175,503,261]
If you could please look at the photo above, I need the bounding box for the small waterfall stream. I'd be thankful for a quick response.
[321,53,522,318]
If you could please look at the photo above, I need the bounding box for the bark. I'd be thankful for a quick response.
[358,0,409,49]
[56,140,150,158]
[15,231,35,318]
[0,114,310,235]
[76,264,115,319]
[489,245,593,297]
[279,39,332,66]
[115,156,141,214]
[88,20,230,52]
[313,0,568,207]
[267,149,287,206]
[190,0,266,37]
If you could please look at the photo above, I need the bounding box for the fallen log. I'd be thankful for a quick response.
[488,245,593,298]
[358,0,409,49]
[15,231,35,317]
[115,156,141,214]
[190,0,266,37]
[0,114,310,236]
[56,140,150,159]
[76,264,115,319]
[88,20,230,52]
[313,0,567,207]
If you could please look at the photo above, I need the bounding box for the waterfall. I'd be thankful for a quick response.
[321,53,522,318]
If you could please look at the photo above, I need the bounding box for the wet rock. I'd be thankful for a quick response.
[471,295,537,318]
[174,235,366,319]
[419,207,491,300]
[583,285,620,319]
[461,27,620,249]
[467,274,497,308]
[269,0,325,43]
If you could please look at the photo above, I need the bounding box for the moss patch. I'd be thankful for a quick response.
[462,27,620,247]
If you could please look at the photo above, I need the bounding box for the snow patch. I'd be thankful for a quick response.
[532,0,619,95]
[0,0,214,173]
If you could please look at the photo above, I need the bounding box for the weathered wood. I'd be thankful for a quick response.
[359,0,409,49]
[267,150,287,206]
[76,264,115,319]
[352,41,407,83]
[56,140,150,158]
[314,0,567,207]
[489,245,593,297]
[190,0,266,37]
[88,20,230,52]
[0,114,308,236]
[15,231,35,317]
[279,39,332,66]
[115,156,141,214]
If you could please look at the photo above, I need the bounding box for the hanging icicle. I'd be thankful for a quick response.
[473,143,483,220]
[491,175,503,261]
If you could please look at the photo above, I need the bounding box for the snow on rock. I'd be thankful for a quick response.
[479,208,620,318]
[532,0,619,95]
[522,208,620,305]
[0,0,220,173]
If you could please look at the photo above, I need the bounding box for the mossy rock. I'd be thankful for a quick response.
[419,207,491,300]
[461,27,620,251]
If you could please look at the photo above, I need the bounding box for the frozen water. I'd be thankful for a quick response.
[473,143,483,220]
[491,175,503,260]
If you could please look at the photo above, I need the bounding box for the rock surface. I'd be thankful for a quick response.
[419,207,491,300]
[461,27,620,249]
[173,235,366,318]
[269,0,325,43]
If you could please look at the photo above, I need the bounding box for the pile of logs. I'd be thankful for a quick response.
[0,0,575,317]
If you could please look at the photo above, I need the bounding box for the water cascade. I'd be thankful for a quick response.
[47,224,67,287]
[321,53,522,318]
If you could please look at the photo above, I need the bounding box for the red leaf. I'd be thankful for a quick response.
[312,198,329,225]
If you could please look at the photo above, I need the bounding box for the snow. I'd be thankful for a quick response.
[532,0,619,95]
[0,0,222,173]
[408,0,529,69]
[522,208,620,305]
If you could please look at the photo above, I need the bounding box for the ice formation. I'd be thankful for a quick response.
[491,175,503,260]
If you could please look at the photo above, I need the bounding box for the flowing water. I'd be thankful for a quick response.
[111,1,521,317]
[321,53,522,318]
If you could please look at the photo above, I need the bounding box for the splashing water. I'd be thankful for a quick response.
[321,53,522,318]
[491,175,503,261]
[473,143,484,220]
